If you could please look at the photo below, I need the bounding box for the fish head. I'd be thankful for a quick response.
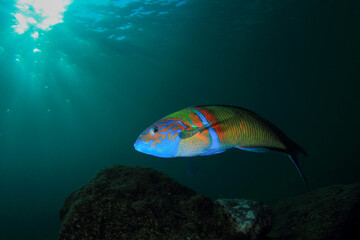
[134,118,187,158]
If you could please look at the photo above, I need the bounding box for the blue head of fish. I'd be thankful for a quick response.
[134,120,184,158]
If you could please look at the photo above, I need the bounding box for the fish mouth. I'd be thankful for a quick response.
[133,139,142,152]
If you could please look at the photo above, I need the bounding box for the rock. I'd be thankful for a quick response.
[59,165,246,240]
[215,199,272,240]
[267,182,360,240]
[59,166,360,240]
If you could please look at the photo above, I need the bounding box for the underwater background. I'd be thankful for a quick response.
[0,0,359,239]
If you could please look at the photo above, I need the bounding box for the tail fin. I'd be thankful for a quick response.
[288,147,311,192]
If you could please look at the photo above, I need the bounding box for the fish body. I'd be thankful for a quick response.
[134,105,309,190]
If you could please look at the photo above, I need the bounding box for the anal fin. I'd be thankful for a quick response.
[235,146,270,153]
[199,148,227,156]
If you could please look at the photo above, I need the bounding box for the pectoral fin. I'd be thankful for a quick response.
[179,125,207,139]
[179,120,214,139]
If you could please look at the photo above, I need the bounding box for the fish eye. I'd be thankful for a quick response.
[153,127,158,133]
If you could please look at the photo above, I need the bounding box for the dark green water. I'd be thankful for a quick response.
[0,0,359,239]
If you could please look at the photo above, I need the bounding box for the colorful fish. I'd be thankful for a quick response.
[134,105,310,190]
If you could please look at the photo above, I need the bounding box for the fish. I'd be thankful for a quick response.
[134,105,310,190]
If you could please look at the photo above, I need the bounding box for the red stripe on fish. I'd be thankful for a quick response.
[193,106,226,144]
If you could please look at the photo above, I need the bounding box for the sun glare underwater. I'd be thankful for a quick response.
[12,0,72,35]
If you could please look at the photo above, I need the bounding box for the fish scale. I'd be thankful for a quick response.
[195,106,285,150]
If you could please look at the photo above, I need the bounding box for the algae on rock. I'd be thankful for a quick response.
[59,165,240,240]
